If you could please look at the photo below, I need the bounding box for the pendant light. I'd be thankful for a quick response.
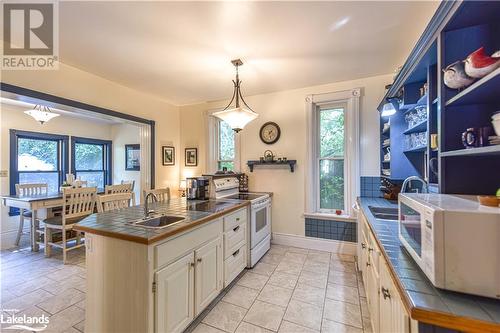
[212,59,258,132]
[24,105,60,124]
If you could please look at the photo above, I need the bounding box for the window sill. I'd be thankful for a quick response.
[303,212,356,222]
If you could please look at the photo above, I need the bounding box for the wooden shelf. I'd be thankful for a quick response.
[403,120,427,135]
[446,68,500,107]
[440,145,500,157]
[404,146,427,153]
[247,160,297,172]
[400,93,427,112]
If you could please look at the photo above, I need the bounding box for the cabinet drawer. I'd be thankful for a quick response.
[224,244,246,286]
[224,209,247,232]
[224,223,246,259]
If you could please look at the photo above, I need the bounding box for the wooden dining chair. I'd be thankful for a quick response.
[14,183,48,246]
[73,180,88,188]
[44,187,97,263]
[143,188,170,203]
[97,192,133,213]
[105,183,135,205]
[120,180,135,191]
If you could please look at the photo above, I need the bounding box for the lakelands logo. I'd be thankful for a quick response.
[1,1,59,70]
[1,309,49,331]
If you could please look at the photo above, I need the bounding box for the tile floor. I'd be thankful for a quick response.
[0,243,371,333]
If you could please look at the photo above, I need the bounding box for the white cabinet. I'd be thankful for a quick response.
[155,252,195,333]
[195,237,223,315]
[223,209,247,287]
[359,211,413,333]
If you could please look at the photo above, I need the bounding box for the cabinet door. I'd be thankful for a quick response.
[379,260,393,333]
[366,257,380,333]
[195,237,223,315]
[155,252,195,333]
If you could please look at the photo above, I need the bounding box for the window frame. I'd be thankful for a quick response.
[305,89,361,218]
[9,129,69,215]
[216,119,236,171]
[206,109,240,174]
[71,136,112,189]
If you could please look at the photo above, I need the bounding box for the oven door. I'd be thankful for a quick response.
[251,198,271,248]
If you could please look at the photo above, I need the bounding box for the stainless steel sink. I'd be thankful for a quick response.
[129,214,186,229]
[368,206,399,221]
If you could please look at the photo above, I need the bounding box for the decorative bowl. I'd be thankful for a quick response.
[477,195,499,207]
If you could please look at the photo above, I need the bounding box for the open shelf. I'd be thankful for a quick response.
[440,145,500,157]
[403,146,427,153]
[247,160,297,172]
[446,67,500,107]
[400,93,427,112]
[403,120,427,135]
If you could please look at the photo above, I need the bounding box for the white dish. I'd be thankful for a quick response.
[492,118,500,136]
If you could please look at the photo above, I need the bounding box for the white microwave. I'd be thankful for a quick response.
[398,193,500,299]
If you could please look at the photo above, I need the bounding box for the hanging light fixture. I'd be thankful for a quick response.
[381,102,396,117]
[212,59,258,132]
[24,105,60,124]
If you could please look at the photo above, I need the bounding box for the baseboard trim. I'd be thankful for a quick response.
[271,232,357,255]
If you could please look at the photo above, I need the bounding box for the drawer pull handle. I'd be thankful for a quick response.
[368,247,374,252]
[366,262,371,267]
[361,243,366,249]
[189,262,195,268]
[233,226,240,232]
[381,287,391,299]
[236,218,240,221]
[197,258,202,263]
[232,249,240,257]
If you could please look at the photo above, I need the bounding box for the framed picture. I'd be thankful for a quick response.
[125,144,140,171]
[162,146,175,166]
[185,148,198,166]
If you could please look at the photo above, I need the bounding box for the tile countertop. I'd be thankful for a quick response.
[74,198,249,245]
[357,197,500,333]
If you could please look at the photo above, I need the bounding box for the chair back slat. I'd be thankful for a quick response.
[97,193,133,213]
[73,180,88,188]
[16,183,48,196]
[105,184,132,194]
[62,187,97,220]
[120,180,135,191]
[143,188,170,203]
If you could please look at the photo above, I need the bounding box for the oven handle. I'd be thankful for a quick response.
[252,199,271,210]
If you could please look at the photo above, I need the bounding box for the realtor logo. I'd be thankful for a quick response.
[1,1,59,69]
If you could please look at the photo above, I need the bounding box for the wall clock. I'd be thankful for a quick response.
[259,122,281,144]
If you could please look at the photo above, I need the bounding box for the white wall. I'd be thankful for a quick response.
[0,103,114,248]
[111,123,141,204]
[179,73,392,237]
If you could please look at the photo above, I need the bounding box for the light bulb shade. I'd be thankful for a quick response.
[212,106,259,132]
[24,107,60,124]
[381,103,396,117]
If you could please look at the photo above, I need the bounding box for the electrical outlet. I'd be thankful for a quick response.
[0,170,8,177]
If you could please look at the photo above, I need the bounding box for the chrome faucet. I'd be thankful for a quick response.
[144,192,158,218]
[401,176,428,193]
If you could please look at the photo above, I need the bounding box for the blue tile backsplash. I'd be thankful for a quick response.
[305,218,357,243]
[360,176,382,197]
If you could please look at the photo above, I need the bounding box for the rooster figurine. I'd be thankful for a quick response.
[443,61,474,89]
[464,47,500,79]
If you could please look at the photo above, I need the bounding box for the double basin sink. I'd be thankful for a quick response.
[129,214,186,229]
[368,206,399,221]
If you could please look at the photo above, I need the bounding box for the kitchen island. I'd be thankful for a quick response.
[74,198,250,333]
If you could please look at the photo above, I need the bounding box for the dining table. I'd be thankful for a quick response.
[1,188,104,252]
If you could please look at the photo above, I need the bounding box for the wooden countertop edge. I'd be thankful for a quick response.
[74,201,250,245]
[358,205,500,333]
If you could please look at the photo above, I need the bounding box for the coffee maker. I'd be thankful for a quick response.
[186,177,209,200]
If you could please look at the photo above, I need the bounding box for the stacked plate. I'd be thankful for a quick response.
[492,111,500,137]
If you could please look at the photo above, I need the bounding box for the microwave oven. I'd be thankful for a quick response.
[399,193,500,299]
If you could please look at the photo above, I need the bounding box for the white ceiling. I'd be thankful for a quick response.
[58,1,439,105]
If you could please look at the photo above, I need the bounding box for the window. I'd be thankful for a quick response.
[217,120,235,171]
[72,137,112,189]
[318,107,345,211]
[9,130,69,213]
[305,89,360,217]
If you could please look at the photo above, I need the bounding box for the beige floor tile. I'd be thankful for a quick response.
[236,322,273,333]
[244,300,285,332]
[3,288,54,312]
[267,271,298,290]
[237,272,269,291]
[286,247,309,255]
[279,320,319,333]
[302,260,329,274]
[37,288,85,315]
[306,252,331,264]
[283,299,322,331]
[321,319,363,333]
[42,275,86,295]
[328,271,358,288]
[330,261,356,274]
[283,252,307,264]
[323,299,362,329]
[362,316,373,333]
[45,265,85,282]
[193,323,227,333]
[10,276,54,297]
[223,285,259,309]
[275,261,303,276]
[359,297,369,319]
[202,301,247,333]
[326,283,359,305]
[298,270,328,289]
[74,299,85,310]
[257,284,293,307]
[292,283,325,308]
[268,245,288,256]
[331,254,356,263]
[61,327,80,333]
[260,253,284,266]
[251,262,277,277]
[73,320,85,332]
[0,289,17,303]
[44,305,85,333]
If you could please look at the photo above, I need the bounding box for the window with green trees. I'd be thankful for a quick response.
[72,137,112,188]
[218,120,235,171]
[318,107,345,211]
